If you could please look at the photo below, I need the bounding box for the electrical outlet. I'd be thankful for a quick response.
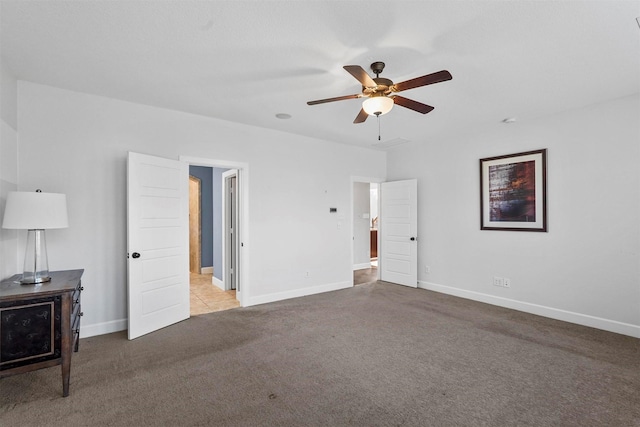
[503,278,511,288]
[493,276,504,287]
[425,265,431,274]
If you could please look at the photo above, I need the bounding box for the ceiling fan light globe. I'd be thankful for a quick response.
[363,96,394,116]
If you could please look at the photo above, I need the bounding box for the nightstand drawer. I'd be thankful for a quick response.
[0,295,62,369]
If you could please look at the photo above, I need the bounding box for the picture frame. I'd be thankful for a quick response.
[480,149,547,232]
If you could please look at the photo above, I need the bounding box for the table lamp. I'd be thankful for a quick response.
[2,190,69,284]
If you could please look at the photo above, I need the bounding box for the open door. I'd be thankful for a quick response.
[222,169,240,299]
[380,179,418,288]
[127,152,189,340]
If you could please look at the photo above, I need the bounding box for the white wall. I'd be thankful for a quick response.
[352,182,370,269]
[0,58,19,280]
[17,81,386,337]
[387,94,640,337]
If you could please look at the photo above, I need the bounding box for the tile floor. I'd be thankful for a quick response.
[190,272,240,316]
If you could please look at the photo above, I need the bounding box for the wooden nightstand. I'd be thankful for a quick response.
[0,269,84,397]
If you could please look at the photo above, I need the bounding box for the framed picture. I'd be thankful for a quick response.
[480,149,547,232]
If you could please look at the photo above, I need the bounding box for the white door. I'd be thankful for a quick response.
[127,152,189,340]
[228,174,238,291]
[380,179,418,287]
[222,169,240,299]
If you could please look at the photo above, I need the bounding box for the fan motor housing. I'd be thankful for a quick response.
[364,77,394,95]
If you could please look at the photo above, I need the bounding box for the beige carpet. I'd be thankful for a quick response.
[1,282,638,426]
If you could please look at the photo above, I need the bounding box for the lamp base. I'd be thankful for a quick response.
[20,275,52,285]
[20,229,51,285]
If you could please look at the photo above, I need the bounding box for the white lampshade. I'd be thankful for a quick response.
[3,191,68,230]
[362,96,394,116]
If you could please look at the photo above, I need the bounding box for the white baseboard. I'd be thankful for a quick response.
[247,281,352,307]
[212,275,225,291]
[418,281,640,338]
[201,266,213,275]
[353,263,371,271]
[80,318,127,338]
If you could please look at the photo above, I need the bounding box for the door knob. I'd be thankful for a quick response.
[132,252,141,259]
[410,237,416,241]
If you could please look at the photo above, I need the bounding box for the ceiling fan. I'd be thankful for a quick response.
[307,61,452,124]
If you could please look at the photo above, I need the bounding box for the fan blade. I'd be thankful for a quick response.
[307,94,361,105]
[343,65,376,88]
[391,70,452,93]
[393,96,435,114]
[353,108,368,124]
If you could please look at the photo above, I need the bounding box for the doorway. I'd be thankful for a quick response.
[351,177,418,288]
[352,179,382,286]
[188,165,240,315]
[181,155,249,309]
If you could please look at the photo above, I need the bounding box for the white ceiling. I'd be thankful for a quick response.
[1,1,638,149]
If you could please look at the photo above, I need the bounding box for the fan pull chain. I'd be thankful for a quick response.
[377,114,381,141]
